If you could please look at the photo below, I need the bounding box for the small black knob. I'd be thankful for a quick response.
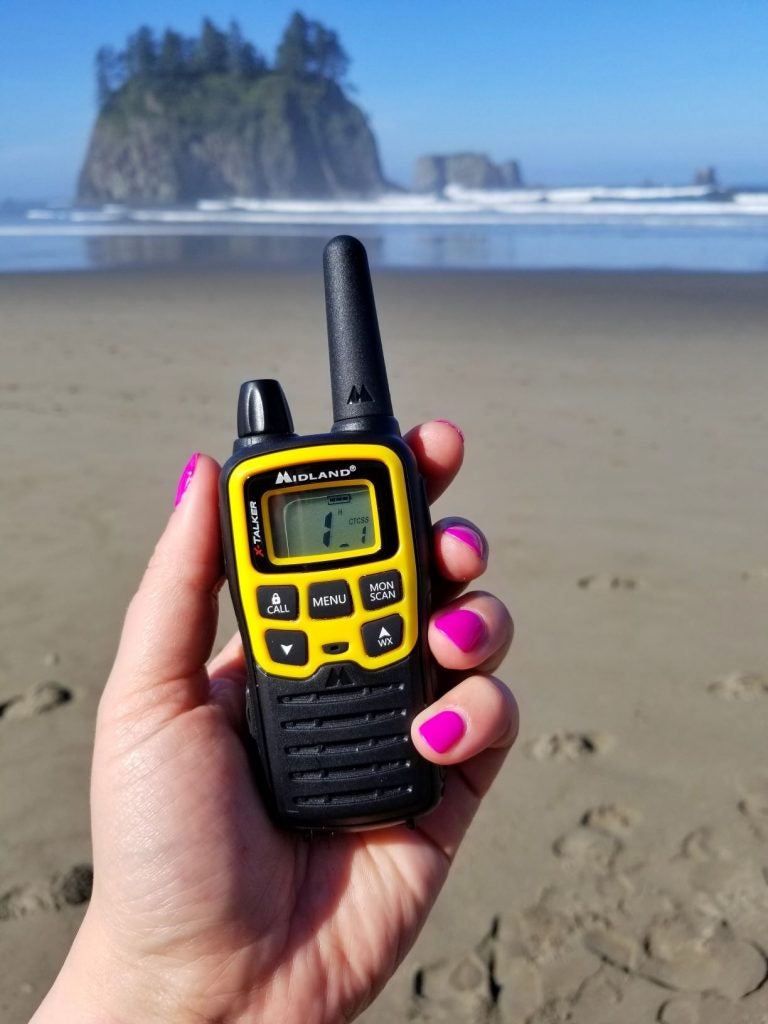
[237,379,294,439]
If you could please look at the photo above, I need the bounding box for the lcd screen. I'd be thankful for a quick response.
[267,484,377,558]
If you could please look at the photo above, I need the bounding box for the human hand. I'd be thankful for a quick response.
[32,420,517,1024]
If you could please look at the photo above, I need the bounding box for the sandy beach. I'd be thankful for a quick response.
[1,266,767,1023]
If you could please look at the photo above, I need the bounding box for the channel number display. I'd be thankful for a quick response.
[268,485,376,558]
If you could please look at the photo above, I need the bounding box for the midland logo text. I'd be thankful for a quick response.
[275,465,356,485]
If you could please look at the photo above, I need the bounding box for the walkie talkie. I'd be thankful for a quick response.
[219,235,443,832]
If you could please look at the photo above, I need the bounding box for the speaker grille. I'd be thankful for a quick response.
[254,656,439,828]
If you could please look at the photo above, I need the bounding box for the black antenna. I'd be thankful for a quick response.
[324,235,400,435]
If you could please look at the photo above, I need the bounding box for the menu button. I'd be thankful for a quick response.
[308,580,353,619]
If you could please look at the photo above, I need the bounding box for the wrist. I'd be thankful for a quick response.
[31,905,196,1024]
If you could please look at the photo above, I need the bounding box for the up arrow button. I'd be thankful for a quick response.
[362,615,403,657]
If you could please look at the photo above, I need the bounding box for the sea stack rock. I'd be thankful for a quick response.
[77,76,388,203]
[414,152,524,192]
[499,159,523,188]
[444,153,502,189]
[692,166,719,188]
[414,155,447,193]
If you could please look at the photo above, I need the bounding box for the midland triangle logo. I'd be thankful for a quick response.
[325,665,353,688]
[347,383,373,404]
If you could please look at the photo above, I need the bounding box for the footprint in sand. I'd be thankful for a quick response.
[737,782,768,841]
[587,910,768,1001]
[740,567,768,584]
[677,826,733,864]
[528,967,661,1024]
[553,804,639,871]
[526,730,615,762]
[411,949,496,1023]
[411,790,768,1024]
[0,864,92,922]
[0,681,73,721]
[581,803,640,838]
[707,671,768,701]
[411,919,543,1024]
[553,826,623,871]
[659,994,725,1024]
[412,896,768,1022]
[577,574,638,591]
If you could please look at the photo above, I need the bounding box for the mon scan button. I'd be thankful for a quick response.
[359,569,402,610]
[361,614,403,657]
[265,629,308,666]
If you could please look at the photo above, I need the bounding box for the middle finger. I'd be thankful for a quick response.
[428,590,513,674]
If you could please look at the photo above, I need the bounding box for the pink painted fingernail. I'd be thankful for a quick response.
[436,419,465,442]
[444,525,486,559]
[434,608,486,652]
[174,453,200,507]
[419,709,466,753]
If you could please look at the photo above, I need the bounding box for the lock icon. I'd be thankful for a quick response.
[271,592,280,604]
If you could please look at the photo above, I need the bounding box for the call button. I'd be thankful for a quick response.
[257,585,298,620]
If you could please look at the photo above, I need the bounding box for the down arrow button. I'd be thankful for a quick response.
[266,629,308,666]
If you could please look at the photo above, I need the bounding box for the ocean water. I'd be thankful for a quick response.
[3,185,768,273]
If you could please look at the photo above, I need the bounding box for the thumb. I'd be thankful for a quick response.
[102,453,223,730]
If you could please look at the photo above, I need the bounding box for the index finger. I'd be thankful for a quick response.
[403,420,464,503]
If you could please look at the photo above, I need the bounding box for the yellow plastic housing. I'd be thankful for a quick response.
[226,443,418,680]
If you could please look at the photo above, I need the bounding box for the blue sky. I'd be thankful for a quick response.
[1,0,767,199]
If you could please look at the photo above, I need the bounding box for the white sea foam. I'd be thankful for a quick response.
[443,184,720,205]
[733,192,768,206]
[6,190,768,274]
[10,185,768,238]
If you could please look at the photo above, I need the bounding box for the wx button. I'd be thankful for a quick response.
[361,614,403,657]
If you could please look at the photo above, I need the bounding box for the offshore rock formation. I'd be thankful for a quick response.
[693,166,719,188]
[414,153,523,192]
[77,75,388,203]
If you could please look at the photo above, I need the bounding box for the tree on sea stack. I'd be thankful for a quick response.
[156,30,186,80]
[226,20,267,79]
[77,13,387,203]
[195,18,228,75]
[276,11,349,82]
[95,46,121,108]
[124,26,157,79]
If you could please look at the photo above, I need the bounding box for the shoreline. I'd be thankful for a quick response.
[4,217,768,276]
[3,264,768,276]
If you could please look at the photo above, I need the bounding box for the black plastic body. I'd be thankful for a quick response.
[323,236,400,436]
[219,432,443,833]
